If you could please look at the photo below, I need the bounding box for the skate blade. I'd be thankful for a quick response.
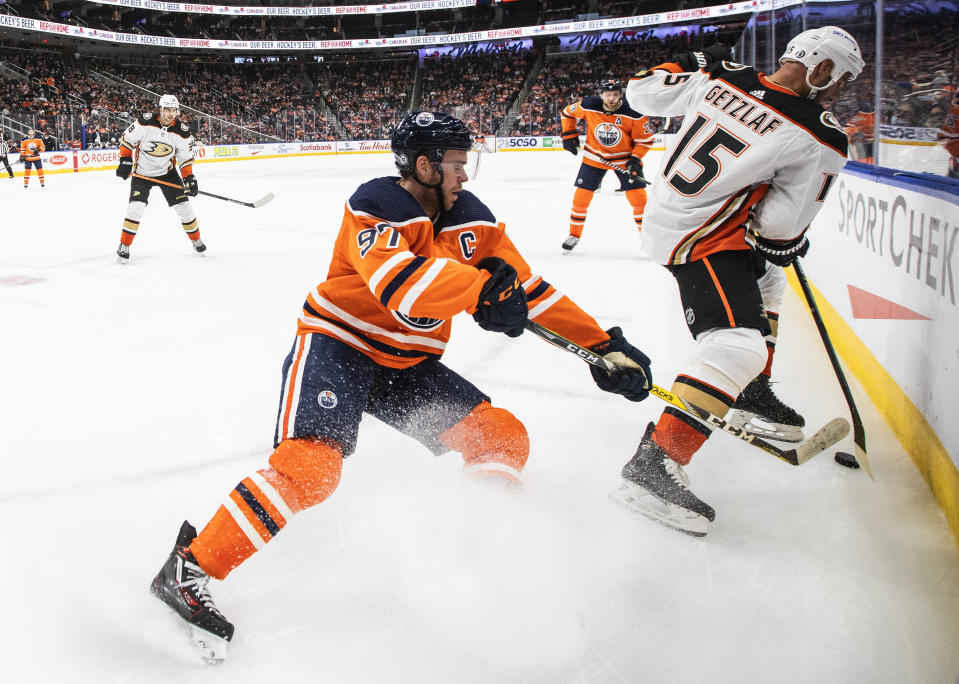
[610,484,709,537]
[726,409,804,443]
[186,624,229,664]
[152,587,230,664]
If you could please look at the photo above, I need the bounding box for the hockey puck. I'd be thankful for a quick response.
[834,451,860,469]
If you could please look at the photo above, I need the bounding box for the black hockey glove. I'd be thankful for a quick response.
[562,136,580,156]
[183,174,199,197]
[116,158,133,180]
[672,44,732,72]
[753,232,810,267]
[625,157,648,187]
[589,327,652,402]
[472,256,528,338]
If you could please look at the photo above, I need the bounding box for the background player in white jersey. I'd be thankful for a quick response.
[114,94,205,261]
[616,27,863,535]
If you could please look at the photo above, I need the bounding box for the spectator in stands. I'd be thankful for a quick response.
[891,100,921,127]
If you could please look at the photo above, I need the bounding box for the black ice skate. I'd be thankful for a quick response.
[192,238,207,254]
[561,236,579,252]
[150,520,234,663]
[727,375,805,443]
[610,423,714,537]
[116,243,130,262]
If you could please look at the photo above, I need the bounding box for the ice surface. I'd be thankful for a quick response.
[2,152,957,683]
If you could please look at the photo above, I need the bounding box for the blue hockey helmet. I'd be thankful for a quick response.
[390,111,473,175]
[599,79,625,93]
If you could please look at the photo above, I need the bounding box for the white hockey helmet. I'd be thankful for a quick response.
[780,26,864,99]
[158,94,180,114]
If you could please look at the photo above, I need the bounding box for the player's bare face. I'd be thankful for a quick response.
[159,107,177,126]
[601,91,622,110]
[435,149,470,211]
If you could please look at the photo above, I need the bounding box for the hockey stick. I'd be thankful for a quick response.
[525,319,849,466]
[131,173,274,208]
[586,153,651,186]
[792,260,872,478]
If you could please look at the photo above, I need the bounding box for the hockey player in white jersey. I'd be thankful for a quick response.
[615,27,863,535]
[114,94,205,261]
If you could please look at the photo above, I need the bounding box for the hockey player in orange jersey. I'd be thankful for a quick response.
[938,93,959,178]
[844,104,874,164]
[149,111,654,662]
[20,129,45,189]
[559,79,654,252]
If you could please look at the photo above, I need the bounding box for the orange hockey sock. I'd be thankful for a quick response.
[651,410,711,466]
[625,187,647,232]
[568,187,594,239]
[440,401,529,485]
[190,439,342,579]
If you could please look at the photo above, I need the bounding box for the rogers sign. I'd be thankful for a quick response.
[80,151,121,164]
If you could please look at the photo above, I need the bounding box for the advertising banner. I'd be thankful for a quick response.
[0,0,789,52]
[495,136,565,151]
[336,140,392,154]
[85,0,478,16]
[804,167,959,464]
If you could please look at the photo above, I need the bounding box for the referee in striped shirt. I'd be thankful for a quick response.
[0,138,13,178]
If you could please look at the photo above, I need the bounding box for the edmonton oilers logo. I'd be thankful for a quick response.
[594,122,622,147]
[415,112,435,127]
[318,390,338,409]
[392,310,445,331]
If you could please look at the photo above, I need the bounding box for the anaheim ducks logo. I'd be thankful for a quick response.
[593,122,622,147]
[821,111,843,132]
[391,310,444,331]
[143,141,174,157]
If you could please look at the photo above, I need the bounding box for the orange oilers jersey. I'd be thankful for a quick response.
[20,137,44,161]
[844,110,874,140]
[939,99,959,159]
[297,177,611,369]
[561,95,654,171]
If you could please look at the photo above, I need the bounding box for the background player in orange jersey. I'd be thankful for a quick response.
[19,129,45,189]
[939,93,959,178]
[149,111,654,662]
[559,79,654,252]
[844,103,874,164]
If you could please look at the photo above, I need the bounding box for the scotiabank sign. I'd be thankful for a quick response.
[297,142,335,152]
